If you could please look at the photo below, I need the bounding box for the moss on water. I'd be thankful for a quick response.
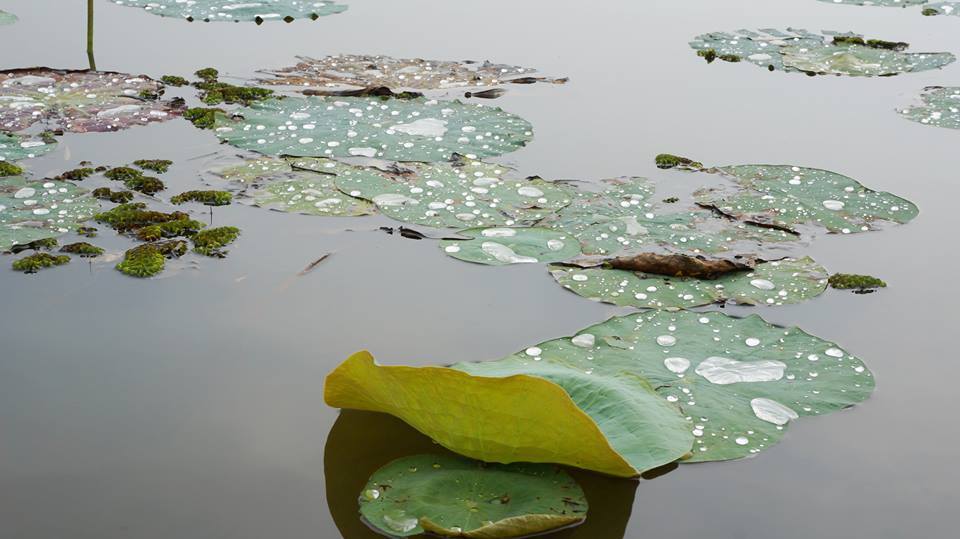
[135,218,204,242]
[0,161,24,177]
[170,190,232,206]
[195,67,219,82]
[76,226,98,238]
[60,242,104,257]
[95,203,189,233]
[116,244,165,278]
[183,107,223,130]
[92,187,135,204]
[192,226,240,257]
[655,153,704,170]
[697,49,717,63]
[828,273,887,291]
[12,252,70,273]
[57,167,95,181]
[161,75,189,87]
[133,159,173,174]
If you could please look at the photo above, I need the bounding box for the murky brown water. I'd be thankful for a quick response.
[1,1,958,537]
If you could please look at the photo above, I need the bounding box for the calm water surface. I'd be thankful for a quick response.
[0,1,957,538]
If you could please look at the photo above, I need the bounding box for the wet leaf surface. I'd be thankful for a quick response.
[899,86,960,129]
[109,0,347,22]
[0,132,55,163]
[440,227,581,266]
[0,175,99,251]
[0,10,17,25]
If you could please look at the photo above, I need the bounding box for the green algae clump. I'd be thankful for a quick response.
[133,159,173,174]
[183,107,223,129]
[170,190,232,206]
[95,203,191,233]
[697,49,717,63]
[104,166,166,194]
[161,75,189,87]
[0,161,24,177]
[192,67,272,105]
[135,218,204,242]
[192,226,240,257]
[195,67,219,82]
[76,226,98,238]
[8,237,58,254]
[57,168,95,181]
[92,187,135,204]
[828,273,887,291]
[12,252,70,273]
[116,244,165,278]
[655,153,704,170]
[60,242,104,257]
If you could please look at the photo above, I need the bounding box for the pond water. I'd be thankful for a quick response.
[1,1,958,538]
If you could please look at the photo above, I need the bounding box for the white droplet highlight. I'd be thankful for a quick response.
[750,398,799,426]
[695,356,787,385]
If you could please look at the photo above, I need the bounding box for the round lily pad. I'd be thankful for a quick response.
[457,309,874,463]
[899,86,960,129]
[332,157,572,228]
[440,227,581,266]
[1,176,99,251]
[359,454,587,538]
[214,96,533,162]
[263,54,556,91]
[695,164,919,234]
[0,68,182,133]
[550,257,828,309]
[0,10,17,25]
[0,133,56,163]
[109,0,347,22]
[690,29,955,76]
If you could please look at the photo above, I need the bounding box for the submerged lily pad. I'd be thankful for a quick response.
[550,257,828,309]
[440,227,581,266]
[0,68,182,133]
[0,133,55,163]
[1,176,99,251]
[109,0,347,22]
[359,455,587,538]
[0,10,17,25]
[457,310,874,463]
[263,54,560,91]
[214,96,533,162]
[331,157,571,228]
[899,86,960,129]
[690,29,954,76]
[695,164,919,234]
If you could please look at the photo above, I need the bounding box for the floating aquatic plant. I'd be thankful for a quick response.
[0,68,183,133]
[116,243,165,278]
[92,187,135,204]
[689,29,954,76]
[924,2,960,15]
[828,273,887,291]
[12,252,69,273]
[214,96,533,162]
[109,0,348,23]
[550,257,828,309]
[0,133,56,163]
[60,241,104,257]
[170,190,232,206]
[0,10,17,25]
[133,159,172,174]
[263,54,563,92]
[192,226,239,257]
[440,227,582,266]
[1,175,99,251]
[359,454,587,538]
[899,86,960,129]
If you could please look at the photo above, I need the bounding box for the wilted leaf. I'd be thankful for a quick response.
[1,176,99,251]
[899,86,960,129]
[214,96,532,162]
[109,0,347,22]
[440,227,581,266]
[359,454,586,538]
[0,132,55,163]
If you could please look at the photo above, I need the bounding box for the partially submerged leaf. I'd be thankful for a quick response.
[458,310,874,463]
[924,2,960,15]
[1,176,99,251]
[695,164,919,234]
[0,68,183,133]
[899,86,960,129]
[325,351,692,477]
[214,96,533,162]
[550,256,828,309]
[440,227,581,266]
[109,0,347,22]
[817,0,927,6]
[0,132,56,163]
[690,29,955,76]
[263,54,562,91]
[359,454,586,538]
[0,10,17,25]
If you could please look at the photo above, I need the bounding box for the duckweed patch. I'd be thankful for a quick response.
[183,107,223,130]
[116,244,165,278]
[192,226,239,257]
[12,252,70,273]
[161,75,189,87]
[57,168,95,181]
[8,237,58,254]
[0,161,22,177]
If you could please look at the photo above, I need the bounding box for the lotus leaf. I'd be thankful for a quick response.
[214,96,533,162]
[109,0,347,22]
[550,257,827,309]
[817,0,928,6]
[457,310,874,463]
[325,351,694,477]
[0,68,182,133]
[1,176,99,251]
[690,29,954,76]
[263,54,559,91]
[440,227,581,266]
[695,164,919,234]
[0,10,17,25]
[899,86,960,129]
[0,132,55,163]
[359,454,586,538]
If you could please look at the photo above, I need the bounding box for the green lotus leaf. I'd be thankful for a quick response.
[440,227,581,266]
[817,0,928,6]
[109,0,347,22]
[899,86,960,129]
[690,29,955,76]
[695,164,919,234]
[0,133,55,163]
[359,454,587,538]
[457,310,874,463]
[1,176,99,251]
[331,157,572,228]
[214,96,533,162]
[539,177,797,256]
[924,2,960,15]
[550,257,828,309]
[0,10,17,25]
[263,54,559,91]
[0,68,183,133]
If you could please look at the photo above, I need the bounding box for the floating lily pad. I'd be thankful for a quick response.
[690,29,954,76]
[550,257,828,309]
[541,177,797,257]
[109,0,347,22]
[817,0,928,6]
[924,2,960,15]
[214,96,533,162]
[0,10,17,25]
[0,133,55,163]
[457,310,874,462]
[899,86,960,129]
[0,68,182,133]
[332,157,571,228]
[695,164,919,234]
[1,176,99,251]
[440,227,581,266]
[263,54,560,91]
[359,454,587,538]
